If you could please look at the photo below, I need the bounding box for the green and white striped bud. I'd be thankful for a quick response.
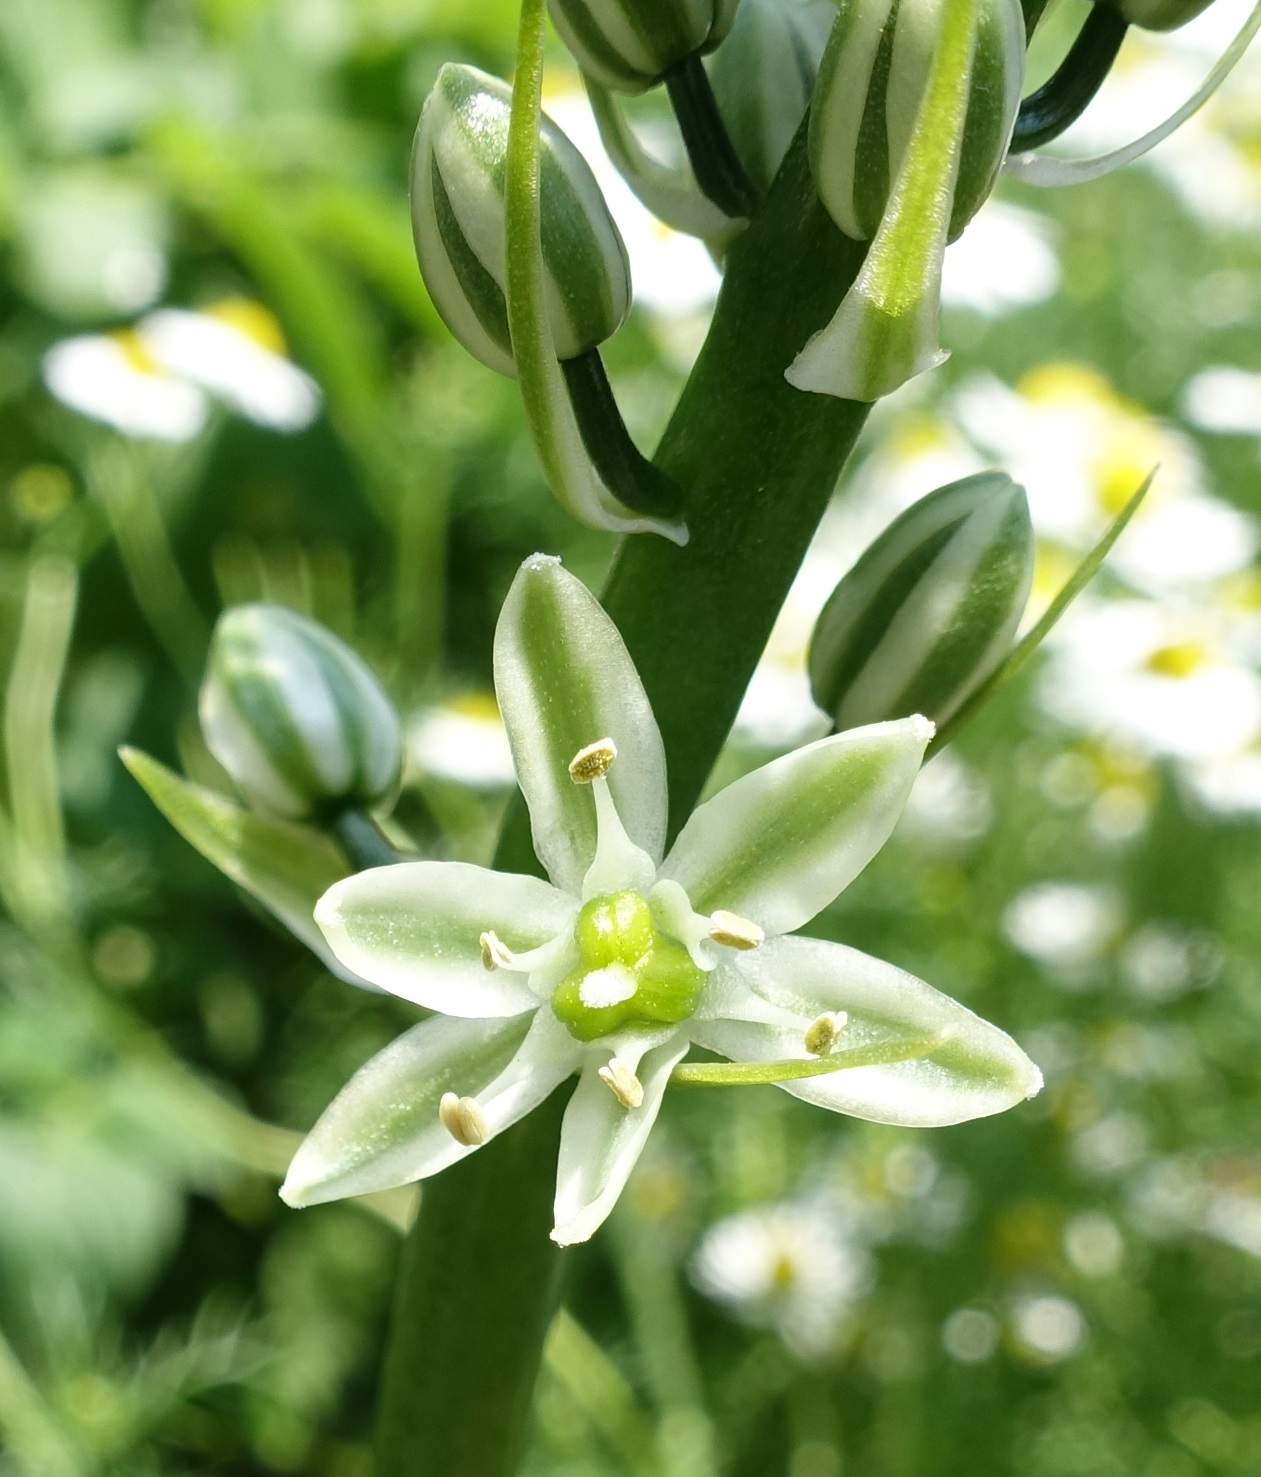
[200,604,402,822]
[411,64,631,376]
[550,0,741,93]
[809,473,1034,731]
[708,0,837,193]
[1106,0,1213,29]
[809,0,1025,243]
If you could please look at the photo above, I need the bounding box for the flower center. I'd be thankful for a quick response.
[551,889,705,1042]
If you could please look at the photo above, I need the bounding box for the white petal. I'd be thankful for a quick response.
[688,936,1041,1127]
[280,1009,579,1205]
[660,717,932,936]
[551,1031,689,1246]
[493,555,667,894]
[315,861,576,1016]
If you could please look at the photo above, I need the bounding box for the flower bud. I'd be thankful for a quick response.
[411,64,631,376]
[550,0,740,93]
[200,604,402,821]
[707,0,836,193]
[1106,0,1214,29]
[809,0,1025,243]
[809,473,1034,731]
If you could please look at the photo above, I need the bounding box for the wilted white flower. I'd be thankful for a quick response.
[280,556,1040,1246]
[691,1202,870,1357]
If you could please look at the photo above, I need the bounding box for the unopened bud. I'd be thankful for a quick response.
[200,604,402,821]
[550,0,740,93]
[411,64,631,375]
[1106,0,1214,28]
[707,0,835,192]
[809,473,1034,731]
[809,0,1025,242]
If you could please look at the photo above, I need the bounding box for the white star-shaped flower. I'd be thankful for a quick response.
[281,555,1040,1245]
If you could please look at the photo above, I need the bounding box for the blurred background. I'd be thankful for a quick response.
[3,0,1261,1473]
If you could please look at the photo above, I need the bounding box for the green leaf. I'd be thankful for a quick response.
[120,746,353,975]
[929,469,1156,754]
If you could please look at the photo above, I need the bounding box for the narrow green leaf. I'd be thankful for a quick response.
[670,1031,944,1087]
[120,746,350,968]
[929,469,1156,754]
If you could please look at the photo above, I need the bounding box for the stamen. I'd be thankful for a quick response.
[598,1056,644,1109]
[804,1011,848,1057]
[569,737,618,783]
[439,1091,489,1146]
[480,929,516,971]
[709,909,765,950]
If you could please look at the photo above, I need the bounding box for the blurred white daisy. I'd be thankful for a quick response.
[408,694,516,789]
[43,298,321,440]
[138,299,320,431]
[690,1201,870,1359]
[1182,365,1261,437]
[43,330,208,441]
[942,200,1060,316]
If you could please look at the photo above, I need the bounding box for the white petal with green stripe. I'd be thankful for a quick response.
[281,1009,581,1205]
[411,64,631,375]
[199,603,401,821]
[809,472,1033,731]
[494,555,668,896]
[691,936,1043,1126]
[549,0,741,92]
[659,716,932,935]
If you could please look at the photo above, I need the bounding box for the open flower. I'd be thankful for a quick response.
[281,556,1040,1245]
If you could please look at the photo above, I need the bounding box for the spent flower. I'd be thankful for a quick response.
[281,556,1040,1246]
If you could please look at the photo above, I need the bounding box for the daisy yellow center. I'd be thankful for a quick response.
[551,889,705,1043]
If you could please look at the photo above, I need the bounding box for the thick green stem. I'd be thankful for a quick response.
[374,125,871,1477]
[374,1091,570,1477]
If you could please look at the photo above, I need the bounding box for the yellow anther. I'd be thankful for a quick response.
[439,1092,489,1146]
[598,1057,644,1109]
[569,737,618,783]
[709,910,765,951]
[804,1011,848,1057]
[480,930,516,971]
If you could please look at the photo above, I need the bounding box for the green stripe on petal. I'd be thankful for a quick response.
[281,1009,579,1206]
[316,860,575,1016]
[551,1030,690,1245]
[690,935,1042,1126]
[660,715,932,934]
[810,473,1033,730]
[494,556,668,895]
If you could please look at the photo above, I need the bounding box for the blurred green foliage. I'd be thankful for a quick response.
[2,1,1261,1474]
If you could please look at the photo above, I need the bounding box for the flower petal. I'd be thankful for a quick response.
[688,936,1041,1127]
[494,555,667,894]
[315,860,575,1016]
[280,1009,579,1206]
[551,1031,689,1246]
[660,717,932,935]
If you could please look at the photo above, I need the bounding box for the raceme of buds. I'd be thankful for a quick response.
[1107,0,1215,29]
[200,604,403,822]
[809,0,1026,243]
[411,63,631,376]
[550,0,741,93]
[809,473,1034,732]
[708,0,837,193]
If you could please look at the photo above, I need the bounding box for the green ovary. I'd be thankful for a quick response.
[552,890,705,1042]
